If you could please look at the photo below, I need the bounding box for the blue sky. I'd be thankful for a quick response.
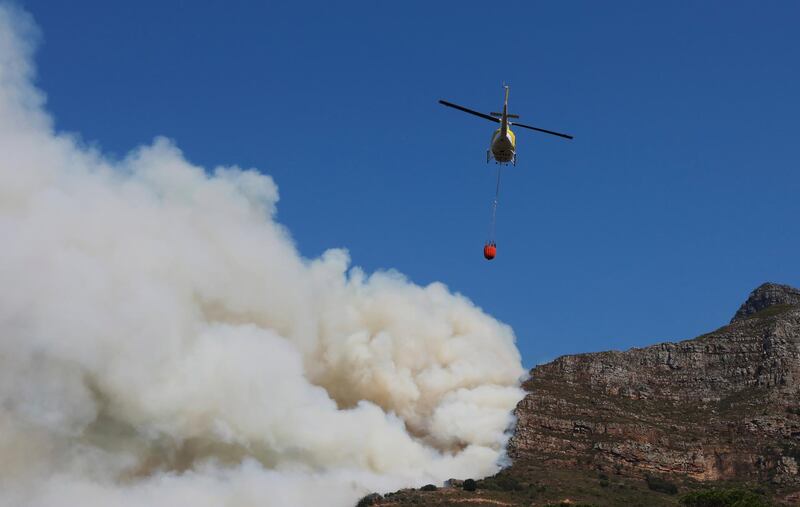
[19,0,799,367]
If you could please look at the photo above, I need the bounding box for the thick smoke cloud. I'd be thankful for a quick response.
[0,5,525,506]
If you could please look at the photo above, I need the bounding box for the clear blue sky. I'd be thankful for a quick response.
[19,0,799,367]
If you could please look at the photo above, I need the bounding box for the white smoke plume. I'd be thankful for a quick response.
[0,5,525,506]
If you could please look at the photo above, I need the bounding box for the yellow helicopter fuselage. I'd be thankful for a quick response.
[490,127,516,163]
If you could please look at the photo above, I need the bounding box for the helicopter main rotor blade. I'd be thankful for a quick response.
[439,100,499,123]
[511,122,573,139]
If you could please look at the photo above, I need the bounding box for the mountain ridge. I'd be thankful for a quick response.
[365,282,800,506]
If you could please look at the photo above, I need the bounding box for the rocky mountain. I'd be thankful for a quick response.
[367,282,800,506]
[731,283,800,323]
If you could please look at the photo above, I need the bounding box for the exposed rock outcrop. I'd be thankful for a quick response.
[731,282,800,323]
[509,282,800,486]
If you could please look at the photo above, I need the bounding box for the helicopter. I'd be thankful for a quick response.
[439,85,572,165]
[438,86,572,260]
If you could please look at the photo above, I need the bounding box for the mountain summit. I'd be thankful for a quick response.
[731,282,800,323]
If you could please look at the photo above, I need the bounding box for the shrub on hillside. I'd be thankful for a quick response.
[679,488,772,507]
[355,493,382,507]
[478,474,524,491]
[463,478,477,491]
[645,475,678,495]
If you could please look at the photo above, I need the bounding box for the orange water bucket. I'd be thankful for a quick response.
[483,243,497,260]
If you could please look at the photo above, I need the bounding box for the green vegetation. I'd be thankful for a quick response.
[373,465,784,506]
[646,474,679,495]
[477,474,524,491]
[747,304,794,320]
[679,488,772,506]
[419,484,437,491]
[355,493,381,507]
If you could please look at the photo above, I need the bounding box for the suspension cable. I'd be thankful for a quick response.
[487,165,503,243]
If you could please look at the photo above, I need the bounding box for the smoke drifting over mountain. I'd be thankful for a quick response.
[0,5,525,506]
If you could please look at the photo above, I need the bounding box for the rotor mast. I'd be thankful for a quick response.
[500,85,510,138]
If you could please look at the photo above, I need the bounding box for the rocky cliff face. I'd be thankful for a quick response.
[731,283,800,323]
[365,283,800,506]
[509,282,800,486]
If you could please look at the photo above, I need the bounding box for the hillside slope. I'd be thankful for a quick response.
[367,283,800,506]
